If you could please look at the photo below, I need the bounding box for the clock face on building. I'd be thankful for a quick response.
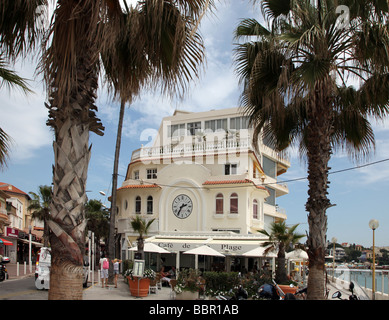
[172,194,193,219]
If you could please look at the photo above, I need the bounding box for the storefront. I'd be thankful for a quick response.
[126,232,276,275]
[2,227,18,261]
[3,227,42,263]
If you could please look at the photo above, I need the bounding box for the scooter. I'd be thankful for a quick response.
[0,257,10,282]
[332,282,359,300]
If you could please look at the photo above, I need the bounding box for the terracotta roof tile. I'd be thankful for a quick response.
[203,179,252,185]
[203,179,268,191]
[118,184,160,191]
[0,183,30,198]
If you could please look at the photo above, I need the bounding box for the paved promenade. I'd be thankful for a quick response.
[83,276,173,300]
[4,263,356,301]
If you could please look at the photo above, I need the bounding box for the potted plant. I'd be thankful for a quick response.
[174,269,203,300]
[125,268,156,297]
[130,216,155,260]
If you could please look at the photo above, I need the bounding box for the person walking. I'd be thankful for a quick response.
[99,255,109,288]
[113,258,122,288]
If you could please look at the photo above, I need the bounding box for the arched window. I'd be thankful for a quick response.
[216,193,223,214]
[253,199,258,219]
[135,196,141,214]
[230,193,238,214]
[147,196,153,214]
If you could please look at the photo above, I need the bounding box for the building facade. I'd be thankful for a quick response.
[0,183,43,262]
[115,107,291,271]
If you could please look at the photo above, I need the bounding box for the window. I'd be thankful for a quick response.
[134,170,139,180]
[205,119,227,132]
[147,196,153,214]
[187,122,201,136]
[169,123,186,138]
[215,193,223,214]
[263,156,276,179]
[147,168,157,179]
[225,164,237,175]
[230,116,249,130]
[230,193,238,214]
[135,196,141,214]
[253,199,258,219]
[265,188,276,206]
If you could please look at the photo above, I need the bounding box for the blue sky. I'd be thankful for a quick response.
[1,0,389,247]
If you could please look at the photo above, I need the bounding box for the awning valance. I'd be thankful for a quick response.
[146,234,267,255]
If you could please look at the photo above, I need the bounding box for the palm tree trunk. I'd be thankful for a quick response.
[108,99,126,281]
[43,218,50,247]
[276,243,288,284]
[305,81,333,300]
[45,1,104,300]
[48,119,90,300]
[137,237,145,261]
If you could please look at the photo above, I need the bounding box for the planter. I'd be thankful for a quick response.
[175,291,198,300]
[278,284,297,295]
[127,276,151,297]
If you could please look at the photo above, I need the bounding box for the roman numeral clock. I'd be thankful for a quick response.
[172,194,193,219]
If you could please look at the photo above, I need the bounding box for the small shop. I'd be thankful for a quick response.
[3,227,43,263]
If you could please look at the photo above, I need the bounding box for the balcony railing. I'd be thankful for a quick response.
[131,137,290,166]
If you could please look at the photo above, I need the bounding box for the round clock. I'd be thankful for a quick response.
[172,194,193,219]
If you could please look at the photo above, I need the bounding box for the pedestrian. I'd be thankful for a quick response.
[99,255,109,288]
[113,258,122,288]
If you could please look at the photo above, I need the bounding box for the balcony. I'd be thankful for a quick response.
[131,137,290,167]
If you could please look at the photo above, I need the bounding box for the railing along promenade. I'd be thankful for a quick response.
[329,267,389,300]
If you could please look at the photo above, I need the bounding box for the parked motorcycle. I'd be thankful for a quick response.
[216,286,248,300]
[332,282,359,300]
[258,281,307,300]
[0,257,10,282]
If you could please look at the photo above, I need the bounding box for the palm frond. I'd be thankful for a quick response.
[0,127,12,171]
[0,55,32,94]
[0,0,46,59]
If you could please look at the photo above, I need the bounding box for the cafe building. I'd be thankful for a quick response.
[115,107,290,272]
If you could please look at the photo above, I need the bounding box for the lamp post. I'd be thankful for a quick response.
[369,219,379,300]
[331,237,337,281]
[28,226,32,273]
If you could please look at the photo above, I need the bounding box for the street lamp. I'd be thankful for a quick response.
[369,219,379,300]
[28,226,32,273]
[331,237,337,281]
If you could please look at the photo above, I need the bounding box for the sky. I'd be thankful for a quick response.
[1,0,389,248]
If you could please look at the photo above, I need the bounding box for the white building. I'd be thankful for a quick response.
[115,107,291,271]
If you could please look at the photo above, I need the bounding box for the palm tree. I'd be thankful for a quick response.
[1,0,212,300]
[85,199,110,262]
[234,0,389,299]
[101,1,211,279]
[259,221,305,284]
[28,185,52,247]
[130,215,155,260]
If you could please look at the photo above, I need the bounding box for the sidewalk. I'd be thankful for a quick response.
[4,263,35,280]
[83,275,173,300]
